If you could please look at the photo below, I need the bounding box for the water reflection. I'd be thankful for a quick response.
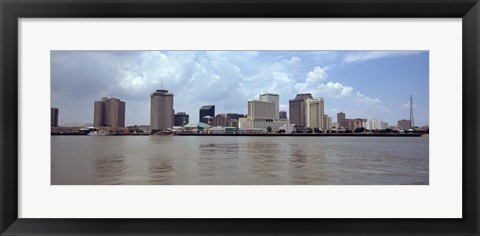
[148,157,174,184]
[91,154,127,184]
[198,143,240,157]
[52,136,429,185]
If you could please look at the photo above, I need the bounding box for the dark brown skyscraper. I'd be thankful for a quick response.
[93,97,125,127]
[51,107,59,127]
[337,112,346,124]
[288,93,313,129]
[150,89,174,130]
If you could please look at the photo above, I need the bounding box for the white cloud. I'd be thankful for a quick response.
[118,73,146,92]
[281,56,301,65]
[317,82,353,98]
[355,91,382,105]
[343,51,422,63]
[268,72,295,96]
[294,66,329,92]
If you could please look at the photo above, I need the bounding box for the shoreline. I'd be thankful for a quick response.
[51,133,424,137]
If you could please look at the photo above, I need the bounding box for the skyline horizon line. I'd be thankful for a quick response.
[51,91,428,128]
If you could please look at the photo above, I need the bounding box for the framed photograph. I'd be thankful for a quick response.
[1,0,479,235]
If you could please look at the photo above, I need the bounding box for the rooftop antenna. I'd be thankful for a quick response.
[409,95,415,128]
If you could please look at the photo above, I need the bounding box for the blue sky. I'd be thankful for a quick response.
[51,50,429,127]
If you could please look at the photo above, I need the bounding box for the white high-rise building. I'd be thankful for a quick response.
[259,93,279,120]
[305,98,325,130]
[239,93,288,132]
[323,114,332,131]
[248,100,276,119]
[364,119,388,130]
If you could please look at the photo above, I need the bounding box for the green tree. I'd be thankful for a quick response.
[267,126,272,132]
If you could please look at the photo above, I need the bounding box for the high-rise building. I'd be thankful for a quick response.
[289,93,313,128]
[239,93,288,132]
[150,89,174,131]
[51,107,59,127]
[279,111,287,119]
[365,119,388,130]
[337,112,346,123]
[93,97,125,128]
[305,98,325,130]
[174,112,189,126]
[248,100,276,120]
[323,114,332,131]
[259,93,279,120]
[199,105,215,122]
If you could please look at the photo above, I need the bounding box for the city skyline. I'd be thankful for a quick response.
[51,50,429,126]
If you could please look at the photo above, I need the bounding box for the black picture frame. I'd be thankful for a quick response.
[1,0,479,235]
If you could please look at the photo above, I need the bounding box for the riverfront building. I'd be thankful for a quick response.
[94,97,125,128]
[324,115,333,131]
[289,93,313,130]
[279,111,287,119]
[248,100,276,119]
[259,93,280,120]
[211,114,232,127]
[364,119,388,130]
[336,112,367,130]
[305,98,325,130]
[199,105,215,122]
[239,93,288,132]
[150,89,174,131]
[174,112,189,126]
[397,119,412,130]
[51,107,59,127]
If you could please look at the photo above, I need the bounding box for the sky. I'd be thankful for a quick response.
[51,50,429,127]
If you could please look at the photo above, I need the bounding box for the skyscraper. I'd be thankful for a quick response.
[51,107,59,127]
[289,93,313,129]
[259,93,279,120]
[238,93,288,132]
[248,100,276,120]
[337,112,346,123]
[150,89,174,131]
[174,112,189,126]
[199,105,215,122]
[305,98,325,130]
[93,97,125,127]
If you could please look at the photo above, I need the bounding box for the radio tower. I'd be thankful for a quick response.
[409,95,415,128]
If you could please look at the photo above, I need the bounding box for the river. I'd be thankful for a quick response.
[51,135,429,185]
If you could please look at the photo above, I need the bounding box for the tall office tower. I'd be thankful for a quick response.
[248,100,276,120]
[150,89,174,130]
[305,98,325,130]
[199,105,215,122]
[51,107,59,127]
[174,112,189,126]
[93,97,126,128]
[337,112,346,123]
[259,93,279,120]
[288,93,313,128]
[323,114,332,131]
